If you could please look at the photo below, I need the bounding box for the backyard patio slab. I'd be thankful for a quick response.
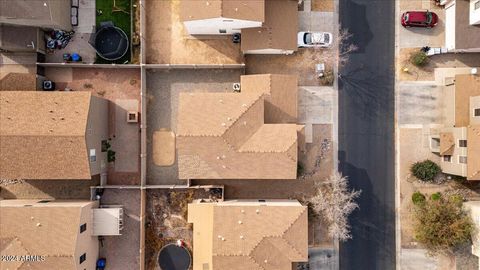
[113,99,140,173]
[99,189,141,270]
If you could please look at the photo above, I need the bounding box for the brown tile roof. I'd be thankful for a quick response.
[455,75,480,127]
[0,91,93,180]
[439,132,455,156]
[188,201,308,270]
[181,0,265,22]
[0,73,37,91]
[177,74,299,179]
[241,0,298,52]
[0,200,92,270]
[468,125,480,180]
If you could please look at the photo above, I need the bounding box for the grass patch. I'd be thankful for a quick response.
[95,0,131,64]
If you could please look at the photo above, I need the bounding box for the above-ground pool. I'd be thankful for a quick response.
[94,26,129,61]
[158,244,191,270]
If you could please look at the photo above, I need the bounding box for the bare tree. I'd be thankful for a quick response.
[309,27,357,68]
[309,172,361,241]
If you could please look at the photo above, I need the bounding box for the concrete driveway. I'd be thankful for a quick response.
[398,0,445,49]
[400,249,438,270]
[397,82,445,126]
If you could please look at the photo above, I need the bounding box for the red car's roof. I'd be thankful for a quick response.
[405,11,428,22]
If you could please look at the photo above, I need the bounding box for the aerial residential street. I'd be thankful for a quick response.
[338,0,396,269]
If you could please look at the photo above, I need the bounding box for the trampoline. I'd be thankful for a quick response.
[94,26,129,61]
[158,244,191,270]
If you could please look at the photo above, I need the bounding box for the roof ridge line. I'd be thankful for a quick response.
[284,142,297,162]
[280,208,308,259]
[221,93,264,136]
[239,134,298,154]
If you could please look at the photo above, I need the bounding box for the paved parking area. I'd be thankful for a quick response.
[398,0,445,49]
[299,11,334,33]
[397,82,445,126]
[99,189,141,270]
[145,69,243,185]
[299,86,335,125]
[144,0,243,64]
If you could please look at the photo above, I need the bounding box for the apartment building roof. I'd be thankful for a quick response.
[241,0,298,52]
[0,91,92,180]
[181,0,265,22]
[176,74,300,179]
[188,201,308,270]
[0,200,94,270]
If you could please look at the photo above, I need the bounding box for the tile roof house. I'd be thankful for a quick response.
[241,0,298,55]
[181,0,298,55]
[0,91,108,180]
[429,74,480,180]
[188,199,308,270]
[0,0,72,31]
[443,0,480,52]
[177,74,302,180]
[0,200,100,270]
[181,0,264,35]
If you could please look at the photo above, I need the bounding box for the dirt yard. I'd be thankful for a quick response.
[144,0,243,64]
[145,188,221,270]
[246,48,335,86]
[99,189,142,270]
[398,49,480,81]
[45,67,142,185]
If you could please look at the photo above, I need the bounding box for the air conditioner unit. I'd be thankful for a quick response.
[127,111,138,123]
[233,83,241,92]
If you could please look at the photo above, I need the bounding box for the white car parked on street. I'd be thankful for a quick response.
[297,31,333,48]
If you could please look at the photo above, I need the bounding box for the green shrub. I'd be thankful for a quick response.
[413,197,473,254]
[412,191,426,205]
[449,194,464,206]
[430,192,441,201]
[411,160,441,182]
[410,51,429,67]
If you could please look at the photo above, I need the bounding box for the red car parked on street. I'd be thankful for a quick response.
[401,11,438,28]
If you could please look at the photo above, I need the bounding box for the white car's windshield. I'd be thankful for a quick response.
[304,33,312,44]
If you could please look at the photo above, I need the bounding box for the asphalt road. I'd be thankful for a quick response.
[338,0,396,269]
